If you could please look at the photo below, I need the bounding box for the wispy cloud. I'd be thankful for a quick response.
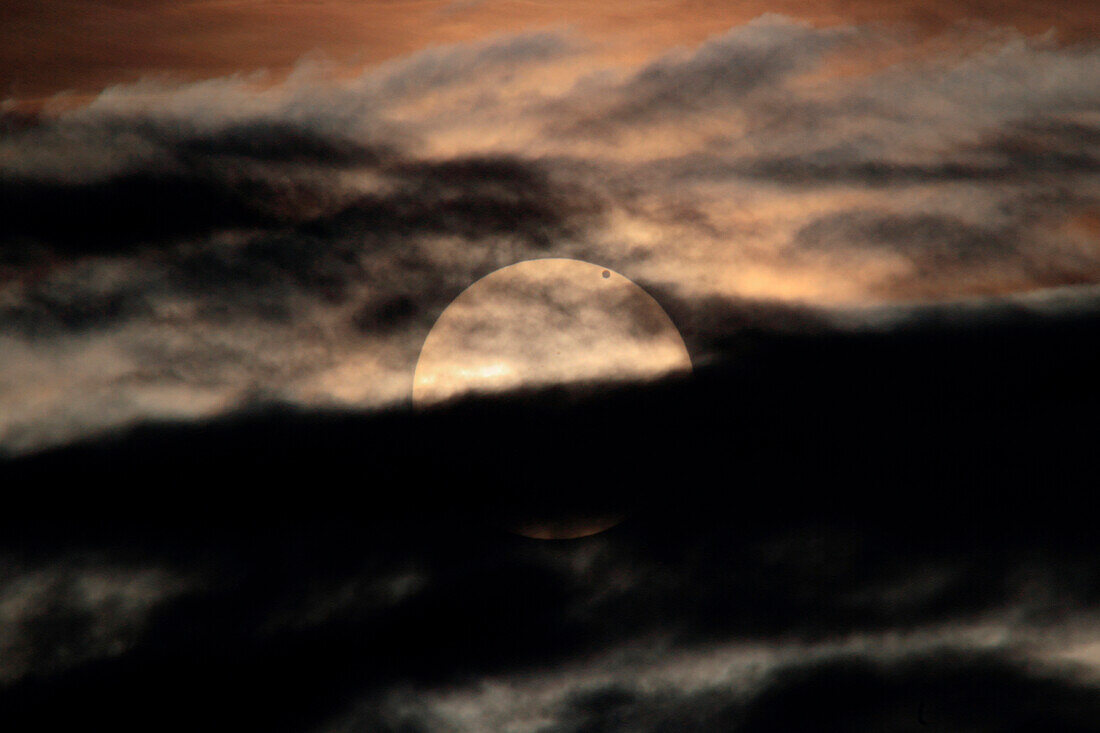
[1,18,1099,453]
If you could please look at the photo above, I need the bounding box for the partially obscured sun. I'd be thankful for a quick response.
[413,258,691,406]
[412,258,691,540]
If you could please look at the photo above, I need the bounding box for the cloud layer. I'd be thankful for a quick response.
[2,17,1100,452]
[5,509,1100,732]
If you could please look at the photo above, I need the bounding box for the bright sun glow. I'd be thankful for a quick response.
[412,258,692,407]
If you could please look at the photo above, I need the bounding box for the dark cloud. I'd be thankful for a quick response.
[307,156,599,247]
[172,121,391,167]
[351,293,420,334]
[0,119,374,259]
[2,304,1100,727]
[0,118,593,260]
[0,100,602,336]
[4,380,1100,732]
[0,170,316,256]
[635,287,829,356]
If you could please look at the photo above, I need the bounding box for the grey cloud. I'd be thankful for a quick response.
[737,652,1100,732]
[618,31,1100,194]
[551,652,1100,732]
[794,211,1020,267]
[787,207,1100,295]
[1,261,157,335]
[328,621,1100,733]
[365,29,576,103]
[728,124,1100,187]
[555,16,858,136]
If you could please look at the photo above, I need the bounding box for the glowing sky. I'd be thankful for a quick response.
[5,0,1100,101]
[2,2,1100,452]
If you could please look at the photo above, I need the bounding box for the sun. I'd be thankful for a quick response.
[412,258,692,539]
[413,258,691,408]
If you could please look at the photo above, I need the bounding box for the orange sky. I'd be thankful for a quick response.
[5,0,1100,101]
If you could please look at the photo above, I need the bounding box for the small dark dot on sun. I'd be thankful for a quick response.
[602,270,611,279]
